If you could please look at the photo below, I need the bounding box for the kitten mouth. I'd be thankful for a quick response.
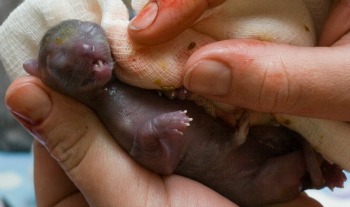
[92,59,113,84]
[92,60,110,72]
[76,40,114,88]
[80,59,113,88]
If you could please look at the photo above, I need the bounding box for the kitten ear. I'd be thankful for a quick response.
[23,59,41,78]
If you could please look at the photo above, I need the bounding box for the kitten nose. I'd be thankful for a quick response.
[80,42,95,55]
[75,41,99,60]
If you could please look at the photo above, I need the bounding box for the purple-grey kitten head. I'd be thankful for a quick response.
[24,19,114,96]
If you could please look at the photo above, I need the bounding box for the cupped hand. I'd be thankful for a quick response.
[4,76,322,207]
[5,76,236,207]
[129,0,350,121]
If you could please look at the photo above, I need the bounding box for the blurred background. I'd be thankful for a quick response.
[1,0,36,207]
[0,0,349,206]
[0,0,36,207]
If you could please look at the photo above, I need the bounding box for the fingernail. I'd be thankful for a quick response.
[184,60,232,95]
[129,2,158,31]
[6,83,52,126]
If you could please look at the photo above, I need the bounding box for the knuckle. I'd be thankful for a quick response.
[258,59,298,113]
[40,119,90,171]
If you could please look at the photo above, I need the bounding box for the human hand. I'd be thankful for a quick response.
[129,0,350,121]
[5,76,323,207]
[5,76,238,207]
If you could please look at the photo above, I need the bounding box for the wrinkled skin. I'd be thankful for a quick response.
[23,19,345,207]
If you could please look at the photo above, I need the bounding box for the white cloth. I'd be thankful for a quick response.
[0,0,331,83]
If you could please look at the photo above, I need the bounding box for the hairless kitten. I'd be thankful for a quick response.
[23,19,346,207]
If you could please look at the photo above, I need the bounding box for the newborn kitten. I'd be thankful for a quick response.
[23,19,345,207]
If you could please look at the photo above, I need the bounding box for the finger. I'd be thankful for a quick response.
[319,0,350,46]
[5,76,236,207]
[183,39,350,121]
[5,76,152,206]
[33,140,88,206]
[128,0,225,45]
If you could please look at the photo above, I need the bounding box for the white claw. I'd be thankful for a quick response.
[82,43,90,50]
[176,129,184,136]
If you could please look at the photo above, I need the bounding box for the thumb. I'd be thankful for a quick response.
[183,39,350,121]
[4,76,152,206]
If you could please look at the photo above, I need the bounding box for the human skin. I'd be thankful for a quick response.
[6,76,237,207]
[20,19,344,206]
[5,76,322,207]
[0,0,347,206]
[128,0,350,121]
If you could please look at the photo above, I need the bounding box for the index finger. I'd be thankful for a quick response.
[128,0,225,45]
